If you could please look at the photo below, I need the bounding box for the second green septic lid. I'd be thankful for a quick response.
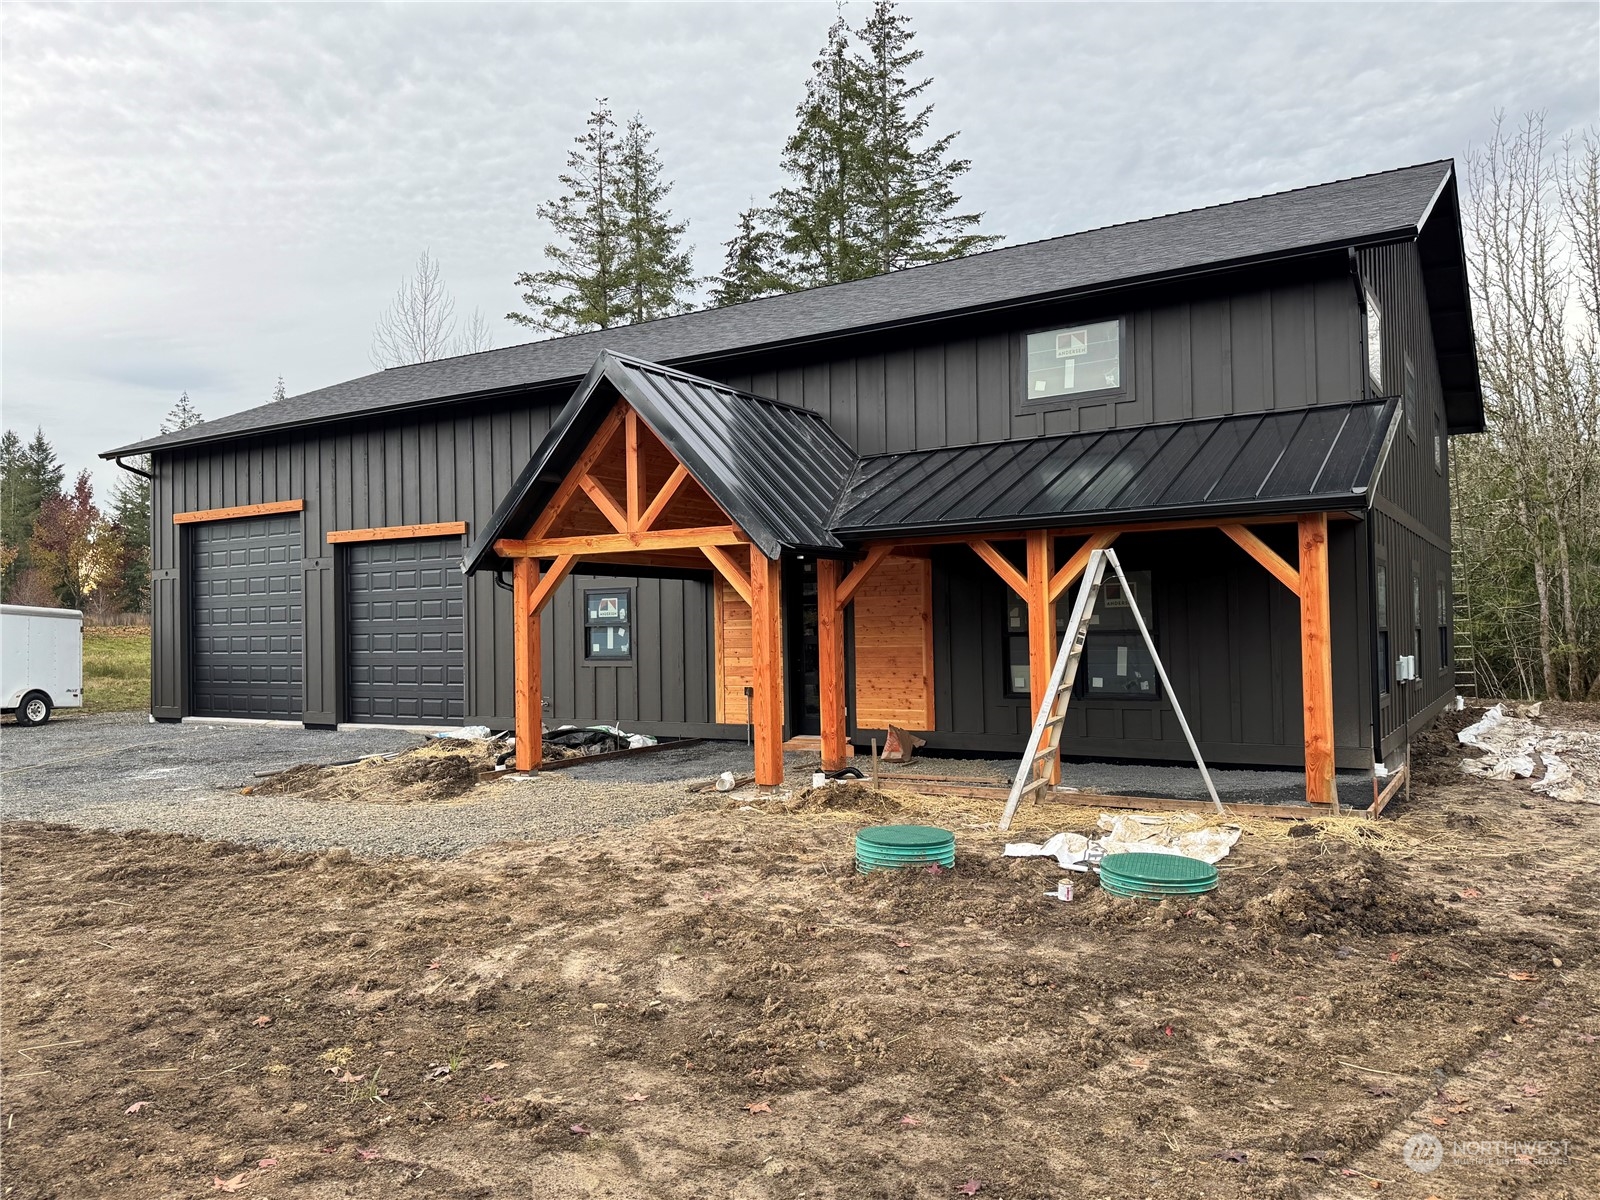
[856,824,956,850]
[1099,850,1218,884]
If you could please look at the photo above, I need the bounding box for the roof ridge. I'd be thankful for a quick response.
[359,162,1455,385]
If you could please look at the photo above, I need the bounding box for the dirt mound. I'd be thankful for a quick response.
[1409,703,1483,785]
[730,781,910,818]
[1062,843,1466,941]
[249,743,492,804]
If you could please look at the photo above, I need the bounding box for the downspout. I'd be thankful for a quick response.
[113,455,154,480]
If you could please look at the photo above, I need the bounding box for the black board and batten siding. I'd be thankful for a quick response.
[145,257,1436,766]
[923,526,1374,768]
[148,404,719,731]
[1358,241,1457,760]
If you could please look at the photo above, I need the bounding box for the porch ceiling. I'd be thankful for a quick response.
[830,397,1400,540]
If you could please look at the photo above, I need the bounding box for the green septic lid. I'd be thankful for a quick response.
[855,825,956,874]
[1099,851,1218,884]
[856,825,956,850]
[1101,876,1217,898]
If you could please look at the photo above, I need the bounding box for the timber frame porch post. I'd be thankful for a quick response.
[748,547,785,785]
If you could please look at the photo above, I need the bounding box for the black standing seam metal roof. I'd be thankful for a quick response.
[828,398,1401,540]
[462,352,856,573]
[104,160,1477,460]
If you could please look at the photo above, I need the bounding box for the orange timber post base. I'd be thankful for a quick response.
[749,547,785,786]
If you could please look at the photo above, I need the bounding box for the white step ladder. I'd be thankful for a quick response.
[999,547,1225,830]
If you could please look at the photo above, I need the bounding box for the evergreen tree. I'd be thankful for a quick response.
[508,101,627,333]
[709,206,790,307]
[108,464,151,613]
[769,14,865,289]
[759,2,998,291]
[851,1,998,271]
[161,392,203,434]
[617,114,696,323]
[0,427,66,599]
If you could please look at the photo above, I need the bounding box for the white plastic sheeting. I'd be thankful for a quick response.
[1458,704,1597,803]
[1004,812,1241,872]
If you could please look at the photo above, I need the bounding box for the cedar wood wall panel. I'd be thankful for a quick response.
[148,264,1414,763]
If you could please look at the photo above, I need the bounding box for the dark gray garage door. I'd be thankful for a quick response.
[346,538,466,724]
[190,515,303,719]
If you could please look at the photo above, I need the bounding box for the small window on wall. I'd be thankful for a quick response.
[1412,570,1423,679]
[1024,319,1122,403]
[1376,562,1391,696]
[1437,576,1450,672]
[1365,288,1383,391]
[1403,354,1417,442]
[584,589,632,660]
[1002,594,1070,699]
[1433,409,1443,474]
[1078,570,1160,700]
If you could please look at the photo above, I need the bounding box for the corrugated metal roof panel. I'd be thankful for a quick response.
[830,398,1399,539]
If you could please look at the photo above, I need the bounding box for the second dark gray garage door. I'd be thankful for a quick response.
[191,515,304,719]
[346,538,466,724]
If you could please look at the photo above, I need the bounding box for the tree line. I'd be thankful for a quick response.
[371,2,996,357]
[0,395,202,617]
[1455,113,1599,701]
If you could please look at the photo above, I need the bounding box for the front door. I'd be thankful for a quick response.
[783,557,821,736]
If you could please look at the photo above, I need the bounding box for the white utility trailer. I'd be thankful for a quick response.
[2,604,84,726]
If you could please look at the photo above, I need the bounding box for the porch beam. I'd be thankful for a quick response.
[1298,513,1336,805]
[528,553,580,614]
[858,512,1315,551]
[967,538,1030,599]
[1048,532,1118,601]
[749,546,785,786]
[528,405,627,540]
[816,558,848,772]
[513,558,542,772]
[494,525,748,558]
[702,544,753,606]
[578,473,629,534]
[1221,524,1301,594]
[638,462,689,532]
[835,543,894,608]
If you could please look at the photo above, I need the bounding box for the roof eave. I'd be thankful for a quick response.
[830,493,1372,545]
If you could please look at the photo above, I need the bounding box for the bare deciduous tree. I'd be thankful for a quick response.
[370,249,493,368]
[1457,112,1599,700]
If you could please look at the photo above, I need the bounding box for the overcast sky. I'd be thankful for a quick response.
[3,2,1596,492]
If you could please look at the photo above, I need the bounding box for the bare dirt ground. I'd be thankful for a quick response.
[3,708,1598,1199]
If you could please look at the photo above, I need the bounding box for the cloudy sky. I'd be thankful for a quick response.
[3,2,1596,491]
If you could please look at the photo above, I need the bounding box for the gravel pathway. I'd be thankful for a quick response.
[0,715,811,858]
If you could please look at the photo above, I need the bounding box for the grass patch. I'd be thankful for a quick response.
[82,627,151,714]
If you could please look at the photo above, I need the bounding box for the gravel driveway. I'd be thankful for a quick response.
[0,714,777,858]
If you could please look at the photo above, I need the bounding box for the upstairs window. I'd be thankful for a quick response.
[1365,288,1384,391]
[584,589,632,661]
[1433,408,1443,474]
[1025,319,1123,402]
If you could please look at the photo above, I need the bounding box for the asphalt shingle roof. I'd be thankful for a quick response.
[105,161,1457,460]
